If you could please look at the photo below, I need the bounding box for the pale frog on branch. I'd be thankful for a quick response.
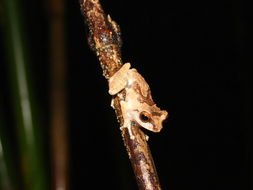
[109,63,168,135]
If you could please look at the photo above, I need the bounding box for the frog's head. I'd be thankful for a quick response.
[133,104,168,132]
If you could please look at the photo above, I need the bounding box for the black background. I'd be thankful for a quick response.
[0,0,252,189]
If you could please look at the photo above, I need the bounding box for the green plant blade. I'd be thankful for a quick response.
[2,0,49,190]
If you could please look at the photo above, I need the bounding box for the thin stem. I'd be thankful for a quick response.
[80,1,163,189]
[47,0,69,189]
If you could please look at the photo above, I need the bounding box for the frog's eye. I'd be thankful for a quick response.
[139,111,151,123]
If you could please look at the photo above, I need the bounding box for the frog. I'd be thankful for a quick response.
[108,63,168,137]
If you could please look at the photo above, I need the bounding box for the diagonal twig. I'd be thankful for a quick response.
[79,0,168,189]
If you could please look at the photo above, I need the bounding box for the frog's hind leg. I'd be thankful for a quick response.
[108,63,131,95]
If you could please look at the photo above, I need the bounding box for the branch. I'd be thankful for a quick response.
[79,1,168,189]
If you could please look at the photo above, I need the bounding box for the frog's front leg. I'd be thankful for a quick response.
[119,101,136,140]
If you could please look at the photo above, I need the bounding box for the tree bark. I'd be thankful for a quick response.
[79,1,164,189]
